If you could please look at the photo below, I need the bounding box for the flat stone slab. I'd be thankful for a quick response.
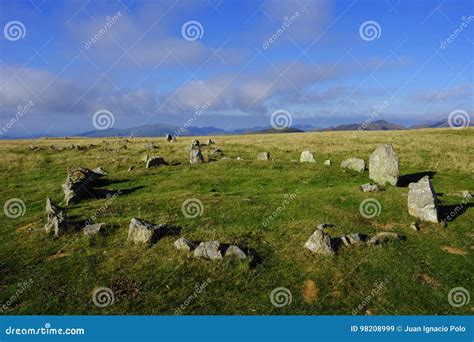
[340,158,366,172]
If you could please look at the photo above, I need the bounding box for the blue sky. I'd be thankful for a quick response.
[0,0,473,136]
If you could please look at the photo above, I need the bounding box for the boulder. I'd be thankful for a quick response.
[174,237,197,252]
[369,144,399,186]
[304,230,335,256]
[225,245,247,259]
[84,223,104,235]
[340,158,366,172]
[257,152,271,161]
[300,150,315,163]
[193,241,223,260]
[146,156,166,168]
[127,218,179,244]
[360,183,379,192]
[407,176,439,223]
[190,148,204,164]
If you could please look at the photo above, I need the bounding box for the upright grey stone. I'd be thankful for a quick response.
[407,176,439,223]
[190,148,204,164]
[304,230,335,256]
[257,152,271,161]
[300,150,315,163]
[369,144,399,186]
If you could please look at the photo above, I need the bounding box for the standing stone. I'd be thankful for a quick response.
[300,150,316,163]
[193,241,223,260]
[191,139,200,148]
[407,176,439,223]
[190,148,204,164]
[146,156,166,168]
[340,158,366,172]
[207,138,215,145]
[257,152,271,161]
[62,167,103,205]
[127,218,178,244]
[304,230,335,256]
[369,144,399,186]
[165,134,173,142]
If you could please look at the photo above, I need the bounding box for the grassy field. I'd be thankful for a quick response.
[0,128,472,315]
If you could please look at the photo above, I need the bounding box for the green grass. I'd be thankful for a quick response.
[0,128,472,315]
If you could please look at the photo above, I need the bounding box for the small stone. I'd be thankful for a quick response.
[236,156,243,160]
[146,156,166,168]
[323,160,332,166]
[190,148,204,164]
[174,237,198,252]
[340,233,365,246]
[360,183,379,192]
[407,176,439,223]
[257,152,271,161]
[91,167,108,176]
[410,222,420,231]
[84,223,104,235]
[127,218,179,244]
[367,232,400,245]
[304,230,335,256]
[193,241,223,260]
[340,158,366,172]
[300,150,316,163]
[225,245,247,259]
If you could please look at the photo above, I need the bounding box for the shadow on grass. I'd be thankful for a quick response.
[438,202,473,224]
[397,171,436,187]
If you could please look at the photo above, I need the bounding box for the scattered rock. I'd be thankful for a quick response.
[146,156,167,168]
[61,167,106,205]
[174,237,198,252]
[257,152,271,161]
[407,176,439,223]
[340,158,365,172]
[44,209,67,237]
[190,148,204,164]
[236,156,243,160]
[210,148,224,157]
[225,245,247,259]
[300,150,316,163]
[304,230,335,256]
[84,223,104,235]
[340,233,365,246]
[323,159,332,166]
[144,142,156,150]
[410,222,420,231]
[360,183,379,192]
[191,139,200,148]
[367,232,401,245]
[369,144,399,186]
[207,138,215,145]
[127,218,180,244]
[193,241,223,260]
[46,197,58,215]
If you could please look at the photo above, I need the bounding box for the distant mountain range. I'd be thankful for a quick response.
[1,118,470,139]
